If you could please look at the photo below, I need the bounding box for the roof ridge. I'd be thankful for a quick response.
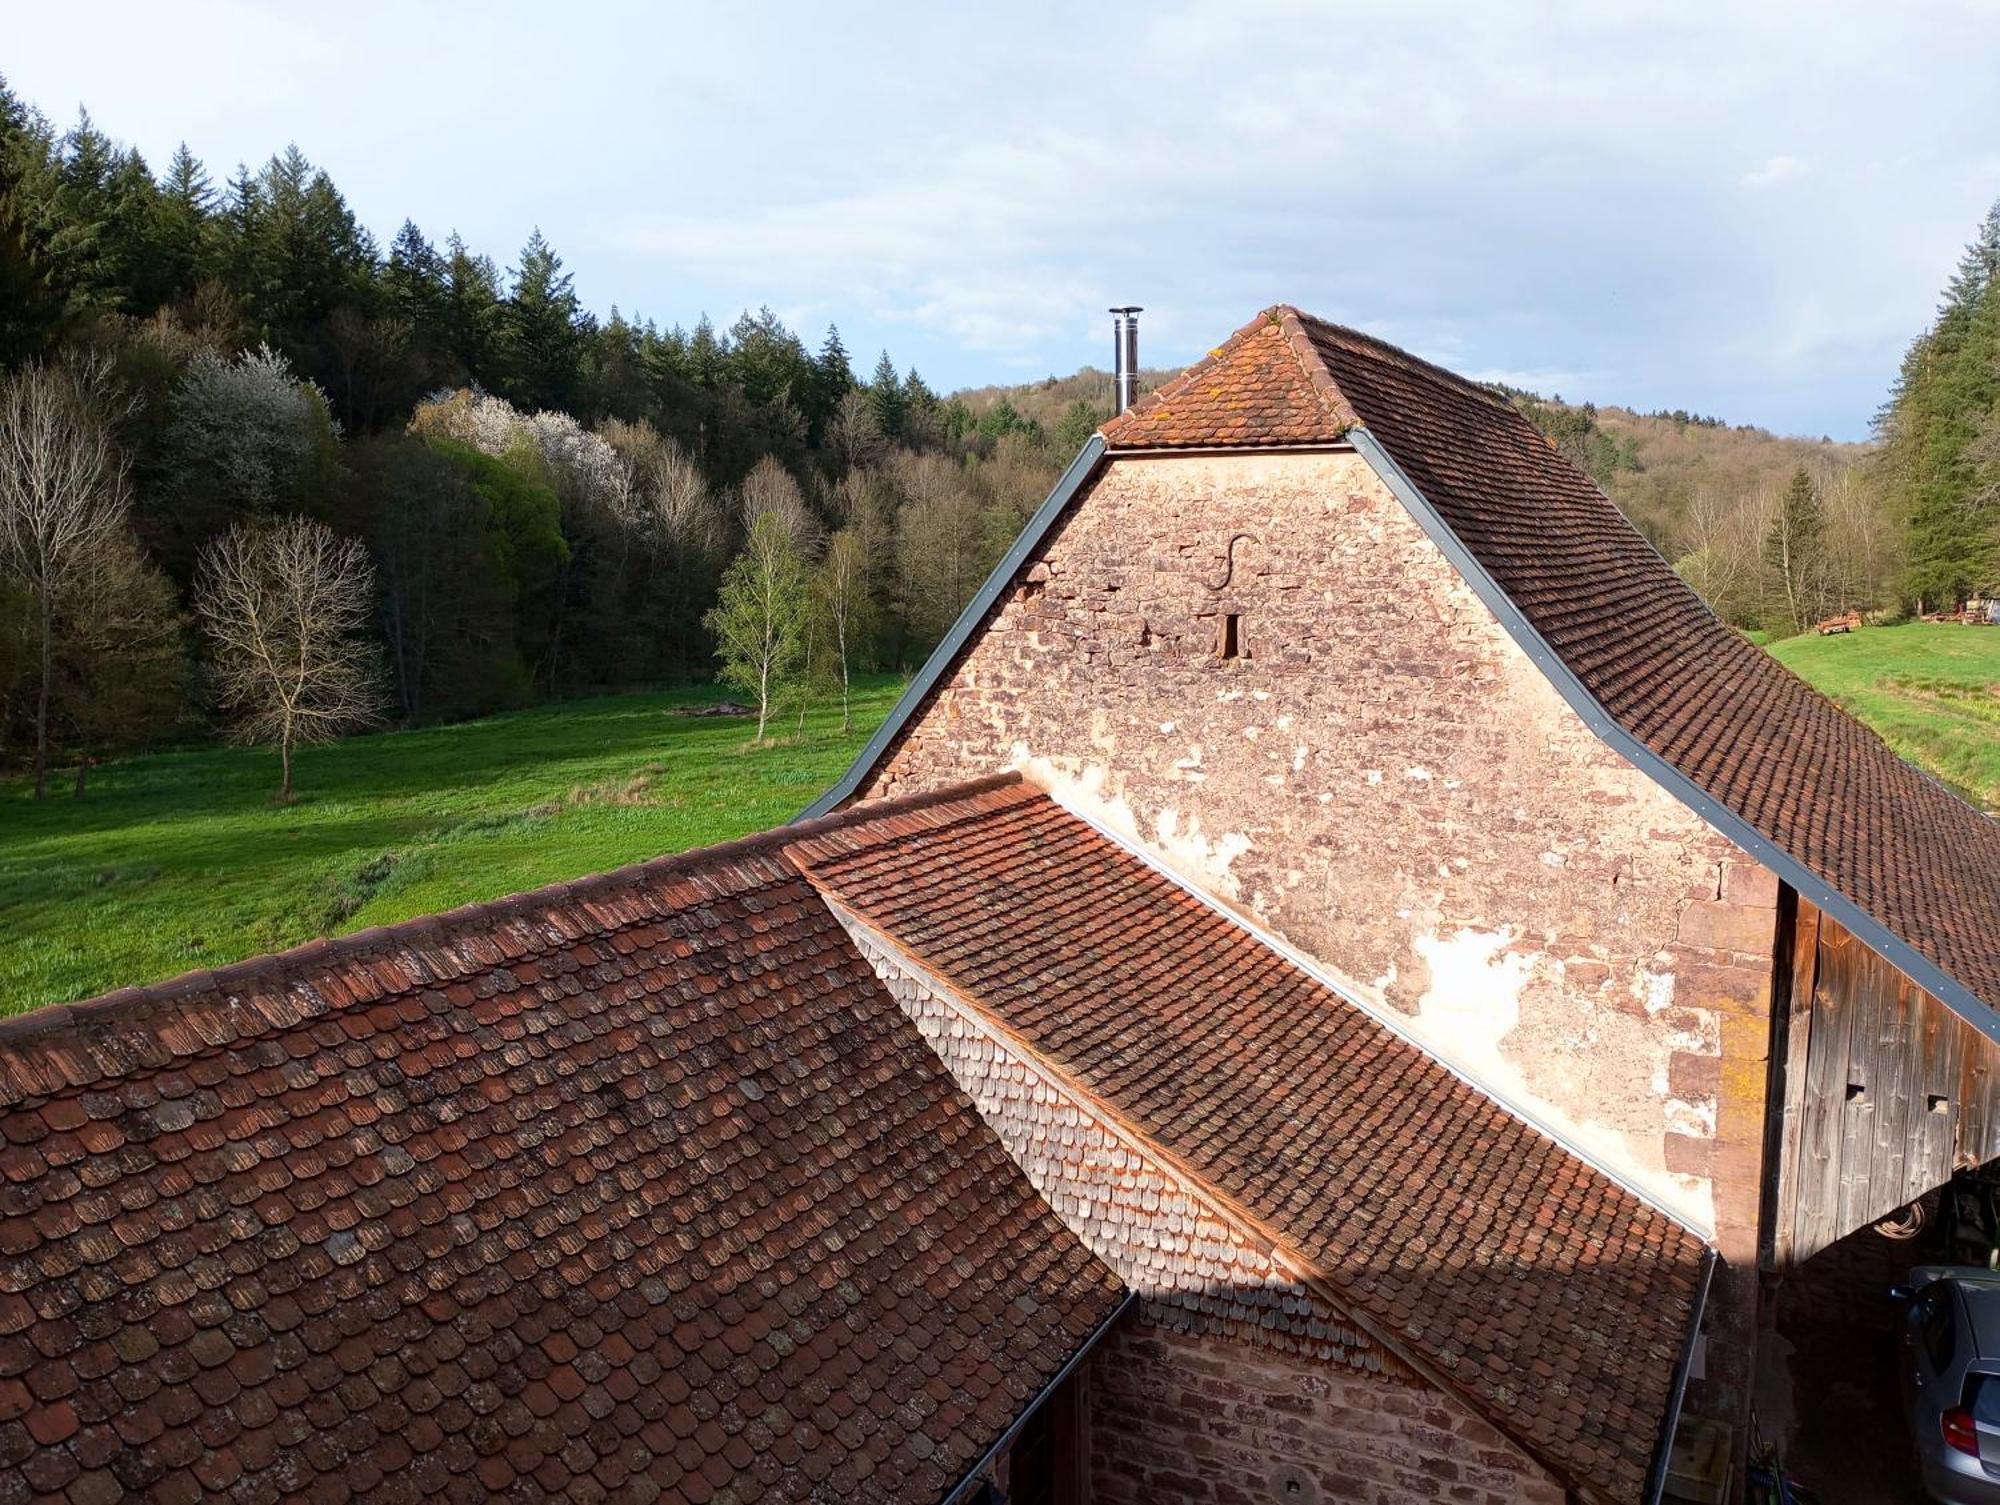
[1292,311,1517,414]
[0,771,1026,1095]
[1098,305,1356,449]
[1267,304,1364,429]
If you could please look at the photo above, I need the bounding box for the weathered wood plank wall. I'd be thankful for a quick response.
[1774,909,2000,1268]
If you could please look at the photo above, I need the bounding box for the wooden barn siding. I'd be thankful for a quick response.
[1774,907,2000,1267]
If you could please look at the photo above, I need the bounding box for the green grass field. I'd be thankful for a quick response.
[1767,623,2000,810]
[0,678,901,1015]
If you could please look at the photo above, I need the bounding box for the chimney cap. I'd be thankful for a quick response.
[1108,305,1144,315]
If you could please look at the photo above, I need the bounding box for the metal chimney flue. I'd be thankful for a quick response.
[1110,306,1142,414]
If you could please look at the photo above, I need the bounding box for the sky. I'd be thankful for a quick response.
[9,0,2000,439]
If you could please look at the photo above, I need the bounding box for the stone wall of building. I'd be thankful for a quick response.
[834,911,1563,1503]
[858,449,1778,1262]
[1086,1318,1567,1505]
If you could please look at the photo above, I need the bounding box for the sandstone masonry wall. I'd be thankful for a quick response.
[1086,1319,1567,1505]
[859,450,1778,1259]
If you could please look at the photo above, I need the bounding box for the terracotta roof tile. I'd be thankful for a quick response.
[1098,307,1355,450]
[1113,305,2000,1011]
[791,781,1708,1505]
[0,806,1123,1504]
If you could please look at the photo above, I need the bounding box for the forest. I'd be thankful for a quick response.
[3,70,1998,807]
[1494,204,2000,634]
[0,79,1098,799]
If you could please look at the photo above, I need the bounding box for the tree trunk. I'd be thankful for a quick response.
[31,588,51,801]
[279,733,294,802]
[837,620,851,732]
[73,759,88,799]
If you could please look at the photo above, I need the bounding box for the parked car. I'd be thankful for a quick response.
[1895,1267,2000,1502]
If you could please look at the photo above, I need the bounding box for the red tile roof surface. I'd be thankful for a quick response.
[792,778,1709,1505]
[1097,308,1356,450]
[0,827,1122,1504]
[1104,305,2000,1010]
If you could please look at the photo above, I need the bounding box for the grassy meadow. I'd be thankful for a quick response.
[1767,623,2000,810]
[3,623,1996,1020]
[0,678,900,1015]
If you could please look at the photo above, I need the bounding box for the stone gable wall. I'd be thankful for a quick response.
[858,450,1777,1264]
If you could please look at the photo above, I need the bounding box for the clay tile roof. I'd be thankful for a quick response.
[791,780,1710,1505]
[1116,304,2000,1014]
[0,798,1123,1505]
[1097,306,1357,450]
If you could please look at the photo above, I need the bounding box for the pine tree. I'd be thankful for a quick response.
[1054,399,1100,455]
[0,74,63,363]
[804,324,853,440]
[1764,466,1827,634]
[1879,198,2000,609]
[441,232,504,384]
[867,350,905,437]
[504,229,586,412]
[156,143,213,300]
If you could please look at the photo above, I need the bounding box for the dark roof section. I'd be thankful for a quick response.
[0,802,1124,1505]
[792,779,1711,1505]
[818,304,2000,1019]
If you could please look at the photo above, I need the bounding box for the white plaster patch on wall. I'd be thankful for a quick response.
[1412,927,1531,1059]
[1666,1096,1719,1138]
[1395,924,1716,1234]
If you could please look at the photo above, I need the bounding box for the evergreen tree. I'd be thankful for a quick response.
[155,143,214,300]
[1764,466,1827,634]
[1878,199,2000,609]
[441,232,504,383]
[806,324,853,438]
[503,229,586,412]
[867,350,905,437]
[0,74,63,363]
[1053,398,1100,455]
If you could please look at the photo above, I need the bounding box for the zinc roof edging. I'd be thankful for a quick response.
[1348,423,2000,1042]
[938,1288,1138,1505]
[1643,1247,1717,1505]
[820,892,1668,1505]
[1033,777,1716,1242]
[796,437,1108,822]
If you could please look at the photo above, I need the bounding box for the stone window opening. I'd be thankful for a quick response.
[1218,612,1244,661]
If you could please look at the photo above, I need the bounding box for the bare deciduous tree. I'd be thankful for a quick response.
[0,359,131,799]
[736,456,823,555]
[196,516,385,800]
[816,530,874,732]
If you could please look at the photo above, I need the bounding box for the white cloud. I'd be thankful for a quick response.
[1741,155,1810,190]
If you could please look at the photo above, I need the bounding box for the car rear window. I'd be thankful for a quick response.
[1965,1372,2000,1425]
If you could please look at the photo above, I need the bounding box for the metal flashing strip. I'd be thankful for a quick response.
[796,435,1108,822]
[939,1288,1136,1505]
[1039,783,1715,1241]
[1347,425,2000,1048]
[1644,1248,1716,1505]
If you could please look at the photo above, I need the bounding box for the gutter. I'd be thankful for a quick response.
[1348,426,2000,1047]
[797,436,1107,821]
[1643,1248,1717,1505]
[939,1288,1136,1505]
